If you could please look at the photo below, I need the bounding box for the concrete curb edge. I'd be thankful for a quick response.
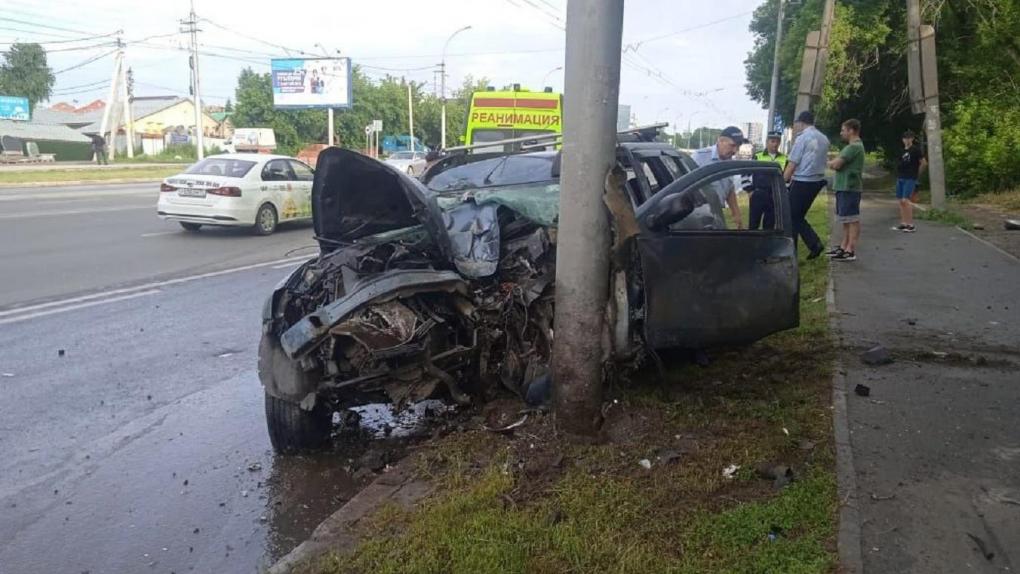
[827,256,865,573]
[267,459,433,574]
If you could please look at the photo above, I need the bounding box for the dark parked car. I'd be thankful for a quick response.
[258,139,798,452]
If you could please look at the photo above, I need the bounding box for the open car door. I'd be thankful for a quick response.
[633,160,799,349]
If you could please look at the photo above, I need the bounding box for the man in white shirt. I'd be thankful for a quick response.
[690,126,746,229]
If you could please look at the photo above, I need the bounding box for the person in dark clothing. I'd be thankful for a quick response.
[748,131,788,230]
[90,134,108,165]
[894,130,927,232]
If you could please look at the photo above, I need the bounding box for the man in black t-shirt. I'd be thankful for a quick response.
[894,130,927,232]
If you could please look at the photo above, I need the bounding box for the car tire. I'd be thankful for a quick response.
[264,392,332,453]
[179,222,202,232]
[253,204,278,236]
[406,167,415,176]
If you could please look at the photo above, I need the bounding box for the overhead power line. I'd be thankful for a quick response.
[199,17,315,57]
[52,48,117,74]
[624,11,754,51]
[0,16,103,37]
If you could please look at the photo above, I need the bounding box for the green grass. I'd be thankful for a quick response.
[0,166,183,185]
[304,201,836,574]
[916,207,972,229]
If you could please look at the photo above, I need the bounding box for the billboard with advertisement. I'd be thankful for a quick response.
[0,96,30,121]
[271,58,352,109]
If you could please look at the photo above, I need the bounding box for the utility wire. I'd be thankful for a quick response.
[199,17,315,57]
[624,11,753,51]
[0,16,102,37]
[0,31,119,46]
[52,48,117,74]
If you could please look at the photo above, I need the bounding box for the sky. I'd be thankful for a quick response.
[2,0,769,133]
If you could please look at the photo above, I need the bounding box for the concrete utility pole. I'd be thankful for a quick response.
[97,38,120,163]
[315,44,337,147]
[439,25,471,150]
[906,0,946,209]
[182,0,204,160]
[552,0,624,438]
[118,37,135,159]
[766,0,786,134]
[793,0,834,129]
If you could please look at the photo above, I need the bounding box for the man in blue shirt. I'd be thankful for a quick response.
[783,111,830,259]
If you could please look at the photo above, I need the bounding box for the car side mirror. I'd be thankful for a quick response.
[645,188,708,231]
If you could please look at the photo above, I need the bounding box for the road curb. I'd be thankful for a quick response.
[268,459,433,574]
[826,235,865,573]
[0,177,165,188]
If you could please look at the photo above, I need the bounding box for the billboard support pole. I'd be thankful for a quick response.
[407,83,415,153]
[327,108,334,146]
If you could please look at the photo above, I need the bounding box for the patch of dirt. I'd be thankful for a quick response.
[956,203,1020,259]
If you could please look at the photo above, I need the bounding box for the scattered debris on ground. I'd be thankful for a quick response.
[861,345,894,366]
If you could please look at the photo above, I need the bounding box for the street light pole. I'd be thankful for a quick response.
[440,25,472,150]
[541,65,563,89]
[766,0,785,135]
[686,112,699,149]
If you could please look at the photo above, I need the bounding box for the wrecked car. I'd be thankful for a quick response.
[259,137,799,452]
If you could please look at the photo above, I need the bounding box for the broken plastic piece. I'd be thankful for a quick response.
[722,464,740,479]
[854,384,871,397]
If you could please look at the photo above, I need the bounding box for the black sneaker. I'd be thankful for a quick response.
[826,246,844,256]
[832,250,856,262]
[891,223,908,231]
[902,224,916,233]
[807,244,825,260]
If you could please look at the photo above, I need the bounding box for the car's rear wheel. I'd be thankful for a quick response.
[179,222,202,232]
[253,204,278,236]
[264,393,332,453]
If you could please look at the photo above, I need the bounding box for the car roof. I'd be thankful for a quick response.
[204,153,300,163]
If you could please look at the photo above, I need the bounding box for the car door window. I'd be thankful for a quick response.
[261,160,293,181]
[637,164,787,233]
[289,160,315,181]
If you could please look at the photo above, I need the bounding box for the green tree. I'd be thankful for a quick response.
[744,0,1020,196]
[0,43,55,112]
[232,68,326,155]
[224,98,233,112]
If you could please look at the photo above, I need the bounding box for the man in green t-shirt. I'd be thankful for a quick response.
[827,119,865,261]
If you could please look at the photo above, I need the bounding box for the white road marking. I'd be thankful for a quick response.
[271,261,303,269]
[0,255,312,320]
[0,205,153,220]
[0,290,161,326]
[0,189,157,202]
[140,230,179,238]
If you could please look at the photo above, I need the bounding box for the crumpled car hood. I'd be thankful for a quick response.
[312,147,450,258]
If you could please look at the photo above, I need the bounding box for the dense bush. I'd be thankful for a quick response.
[944,98,1020,197]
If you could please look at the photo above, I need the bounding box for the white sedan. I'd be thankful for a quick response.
[157,153,315,235]
[383,151,428,176]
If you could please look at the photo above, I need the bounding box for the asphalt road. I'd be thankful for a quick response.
[0,183,365,573]
[0,182,319,309]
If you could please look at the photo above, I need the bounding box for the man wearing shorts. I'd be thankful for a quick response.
[895,130,926,232]
[827,119,865,261]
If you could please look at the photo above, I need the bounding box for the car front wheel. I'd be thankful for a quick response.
[264,392,332,453]
[253,204,278,235]
[179,222,202,232]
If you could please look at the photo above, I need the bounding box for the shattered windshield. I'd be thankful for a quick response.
[426,153,558,193]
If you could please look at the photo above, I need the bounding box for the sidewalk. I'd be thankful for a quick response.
[832,194,1020,573]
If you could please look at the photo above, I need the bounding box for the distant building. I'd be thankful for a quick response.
[617,104,632,132]
[742,121,764,147]
[38,96,221,155]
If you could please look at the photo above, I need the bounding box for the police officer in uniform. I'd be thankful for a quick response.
[748,131,787,230]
